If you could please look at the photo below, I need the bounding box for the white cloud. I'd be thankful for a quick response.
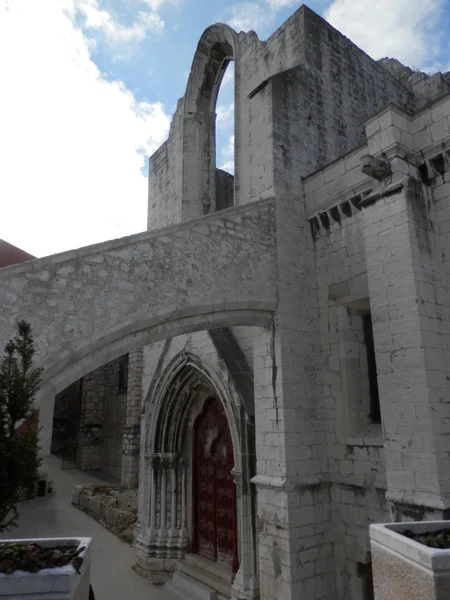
[0,0,170,258]
[325,0,444,68]
[75,0,164,43]
[216,102,234,130]
[219,135,234,174]
[265,0,299,7]
[224,0,301,34]
[226,2,274,32]
[221,62,235,87]
[225,0,446,71]
[220,160,234,173]
[223,135,235,158]
[140,0,181,9]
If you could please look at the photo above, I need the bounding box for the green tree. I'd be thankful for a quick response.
[0,321,43,532]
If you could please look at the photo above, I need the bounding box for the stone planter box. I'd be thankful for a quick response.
[0,537,92,599]
[370,521,450,600]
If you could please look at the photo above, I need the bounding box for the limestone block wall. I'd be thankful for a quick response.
[312,212,388,600]
[122,350,144,489]
[147,6,414,231]
[238,7,412,207]
[77,368,105,471]
[379,57,450,110]
[102,358,127,481]
[361,98,450,515]
[0,198,276,461]
[147,104,184,230]
[302,93,450,598]
[51,380,81,454]
[215,168,234,212]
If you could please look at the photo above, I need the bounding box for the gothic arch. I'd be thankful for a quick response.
[145,350,240,462]
[182,24,240,220]
[137,348,259,594]
[136,350,243,571]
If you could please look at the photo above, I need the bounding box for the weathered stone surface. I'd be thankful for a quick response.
[72,485,137,545]
[0,198,276,455]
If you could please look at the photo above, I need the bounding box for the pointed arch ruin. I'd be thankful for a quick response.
[182,23,239,220]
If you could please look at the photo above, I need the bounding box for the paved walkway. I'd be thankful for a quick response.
[0,455,177,600]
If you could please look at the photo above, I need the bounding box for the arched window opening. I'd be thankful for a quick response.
[215,61,235,212]
[182,25,238,221]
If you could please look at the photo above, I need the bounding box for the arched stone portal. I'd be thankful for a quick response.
[135,351,259,599]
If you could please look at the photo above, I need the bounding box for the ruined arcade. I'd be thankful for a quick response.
[2,4,450,600]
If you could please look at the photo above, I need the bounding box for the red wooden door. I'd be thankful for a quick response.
[192,397,238,572]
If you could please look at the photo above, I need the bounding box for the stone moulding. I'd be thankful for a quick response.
[0,537,92,600]
[370,521,450,600]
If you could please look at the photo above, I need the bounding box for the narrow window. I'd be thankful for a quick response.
[362,314,381,423]
[215,60,235,211]
[118,354,129,393]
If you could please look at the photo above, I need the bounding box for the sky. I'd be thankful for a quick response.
[1,0,450,258]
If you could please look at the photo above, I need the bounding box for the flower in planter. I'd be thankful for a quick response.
[403,529,450,549]
[0,542,85,574]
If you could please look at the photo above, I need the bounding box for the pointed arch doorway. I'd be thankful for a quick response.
[191,396,239,574]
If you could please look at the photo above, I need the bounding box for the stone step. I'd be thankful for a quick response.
[184,554,234,584]
[166,571,217,600]
[174,558,232,599]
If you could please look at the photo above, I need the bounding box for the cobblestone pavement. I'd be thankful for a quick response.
[0,455,177,600]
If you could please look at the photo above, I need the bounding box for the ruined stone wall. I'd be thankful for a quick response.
[77,368,105,471]
[102,358,127,481]
[245,16,443,592]
[51,352,140,484]
[236,7,412,207]
[215,168,234,211]
[51,380,81,455]
[147,103,184,230]
[140,9,419,599]
[312,210,388,599]
[378,58,450,110]
[302,92,450,599]
[122,350,144,489]
[268,19,410,177]
[146,7,415,229]
[0,198,276,460]
[253,76,333,598]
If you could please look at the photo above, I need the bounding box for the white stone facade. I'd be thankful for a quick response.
[1,5,450,600]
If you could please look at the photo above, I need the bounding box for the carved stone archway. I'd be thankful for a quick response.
[135,351,259,598]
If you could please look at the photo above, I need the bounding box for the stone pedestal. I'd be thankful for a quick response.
[370,522,450,600]
[0,537,92,600]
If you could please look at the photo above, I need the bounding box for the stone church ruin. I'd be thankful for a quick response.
[2,4,450,599]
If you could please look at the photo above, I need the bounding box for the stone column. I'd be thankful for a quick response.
[231,410,259,600]
[250,193,333,600]
[121,349,143,488]
[180,458,188,533]
[149,457,157,530]
[156,458,168,552]
[362,174,450,518]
